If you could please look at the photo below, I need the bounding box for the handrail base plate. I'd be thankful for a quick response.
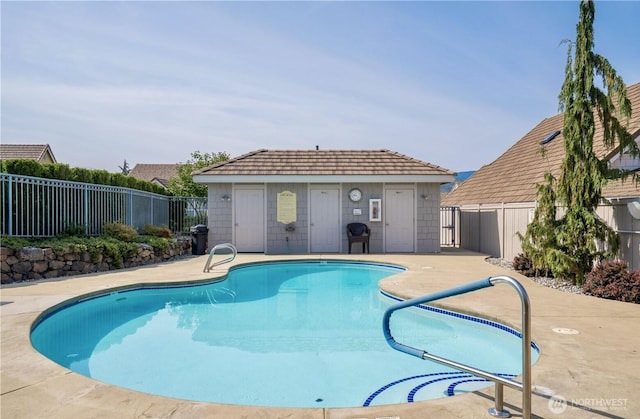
[488,407,511,418]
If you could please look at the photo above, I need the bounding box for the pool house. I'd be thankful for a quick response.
[193,149,455,254]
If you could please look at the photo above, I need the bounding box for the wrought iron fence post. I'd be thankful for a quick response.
[83,185,89,235]
[7,174,14,236]
[128,189,133,227]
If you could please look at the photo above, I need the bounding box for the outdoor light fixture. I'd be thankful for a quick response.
[221,194,231,202]
[421,194,429,200]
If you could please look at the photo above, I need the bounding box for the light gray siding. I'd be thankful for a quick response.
[417,183,441,253]
[341,183,383,253]
[206,183,233,247]
[267,183,308,254]
[205,181,444,255]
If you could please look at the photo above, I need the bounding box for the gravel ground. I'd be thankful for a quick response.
[485,257,584,295]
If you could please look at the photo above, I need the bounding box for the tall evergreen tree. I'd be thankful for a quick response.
[118,159,130,175]
[518,172,558,277]
[521,0,638,284]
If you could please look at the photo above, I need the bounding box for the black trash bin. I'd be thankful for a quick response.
[190,224,209,255]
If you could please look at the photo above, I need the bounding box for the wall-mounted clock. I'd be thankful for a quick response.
[348,188,363,202]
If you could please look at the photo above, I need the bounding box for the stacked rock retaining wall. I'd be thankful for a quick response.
[1,238,192,284]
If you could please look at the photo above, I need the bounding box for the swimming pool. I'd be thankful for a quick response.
[31,260,538,408]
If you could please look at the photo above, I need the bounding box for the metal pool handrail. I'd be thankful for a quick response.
[382,276,531,419]
[203,243,237,273]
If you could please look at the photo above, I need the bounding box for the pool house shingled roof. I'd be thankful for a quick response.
[193,149,455,183]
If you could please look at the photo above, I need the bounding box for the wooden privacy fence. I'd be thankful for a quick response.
[454,201,639,271]
[1,173,206,237]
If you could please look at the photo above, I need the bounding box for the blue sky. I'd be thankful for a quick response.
[2,1,639,173]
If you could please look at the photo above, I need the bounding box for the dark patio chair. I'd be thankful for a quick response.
[347,222,370,254]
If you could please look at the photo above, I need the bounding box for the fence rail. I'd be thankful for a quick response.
[1,173,207,237]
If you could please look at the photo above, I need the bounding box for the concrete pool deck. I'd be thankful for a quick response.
[1,249,638,418]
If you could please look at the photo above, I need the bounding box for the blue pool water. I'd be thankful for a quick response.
[31,261,538,408]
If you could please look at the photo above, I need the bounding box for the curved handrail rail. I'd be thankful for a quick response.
[203,243,237,273]
[382,275,531,419]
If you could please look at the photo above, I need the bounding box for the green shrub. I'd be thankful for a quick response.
[14,236,89,255]
[40,163,72,179]
[70,167,94,183]
[91,169,111,185]
[60,223,86,237]
[141,224,171,238]
[512,253,534,276]
[137,236,170,253]
[583,260,640,304]
[1,159,170,196]
[138,225,172,254]
[1,159,43,177]
[0,236,34,249]
[512,253,553,278]
[103,222,138,242]
[110,173,129,188]
[92,237,138,268]
[2,236,90,257]
[43,236,137,267]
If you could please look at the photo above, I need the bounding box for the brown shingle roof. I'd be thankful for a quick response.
[443,82,640,205]
[0,144,57,163]
[194,149,454,177]
[602,175,640,198]
[129,164,178,187]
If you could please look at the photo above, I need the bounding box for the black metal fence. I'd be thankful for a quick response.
[169,197,208,235]
[440,206,460,247]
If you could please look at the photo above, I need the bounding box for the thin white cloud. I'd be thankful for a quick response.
[2,1,639,172]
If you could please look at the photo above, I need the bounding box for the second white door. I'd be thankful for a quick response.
[310,188,340,252]
[384,188,415,252]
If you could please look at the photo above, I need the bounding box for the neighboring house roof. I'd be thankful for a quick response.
[0,144,57,164]
[443,82,640,205]
[149,178,171,188]
[192,149,455,183]
[129,164,178,188]
[603,175,640,199]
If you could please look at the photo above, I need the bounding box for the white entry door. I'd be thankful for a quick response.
[310,188,340,252]
[384,188,415,252]
[234,188,265,252]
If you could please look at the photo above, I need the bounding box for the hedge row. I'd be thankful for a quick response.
[1,159,169,195]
